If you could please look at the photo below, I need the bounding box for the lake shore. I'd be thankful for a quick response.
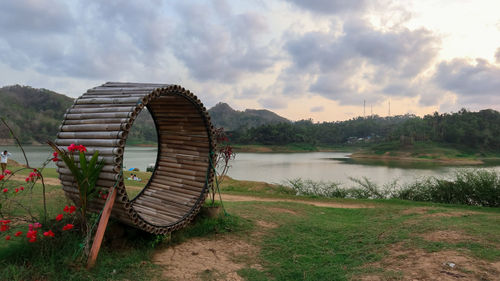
[232,142,500,166]
[349,151,485,165]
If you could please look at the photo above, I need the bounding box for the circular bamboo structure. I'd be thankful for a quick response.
[55,82,215,234]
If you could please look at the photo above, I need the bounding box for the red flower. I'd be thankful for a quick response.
[19,186,24,191]
[5,235,10,240]
[29,172,37,178]
[67,144,77,152]
[63,205,70,213]
[25,177,30,182]
[52,157,60,162]
[52,151,58,157]
[0,224,8,232]
[69,205,76,214]
[14,231,22,237]
[14,188,19,193]
[34,222,42,229]
[43,230,55,237]
[55,214,63,221]
[27,230,37,240]
[62,224,74,231]
[0,175,4,180]
[4,169,11,175]
[2,188,7,193]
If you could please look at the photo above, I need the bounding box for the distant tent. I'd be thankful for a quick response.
[128,168,135,171]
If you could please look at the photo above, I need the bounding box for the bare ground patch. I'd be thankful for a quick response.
[358,243,500,281]
[221,194,373,209]
[422,211,481,218]
[9,175,61,186]
[153,235,261,281]
[266,206,298,215]
[419,230,475,243]
[401,207,434,215]
[255,220,278,229]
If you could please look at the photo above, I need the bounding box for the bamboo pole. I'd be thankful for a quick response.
[87,184,117,269]
[68,107,135,114]
[55,139,125,147]
[57,131,126,139]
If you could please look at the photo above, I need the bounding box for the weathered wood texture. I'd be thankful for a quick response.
[55,82,215,234]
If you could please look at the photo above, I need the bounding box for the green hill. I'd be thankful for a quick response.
[0,86,289,145]
[0,85,74,144]
[208,102,290,131]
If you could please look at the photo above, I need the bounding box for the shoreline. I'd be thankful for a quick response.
[349,152,484,165]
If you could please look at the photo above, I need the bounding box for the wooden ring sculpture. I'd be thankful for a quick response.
[55,82,215,234]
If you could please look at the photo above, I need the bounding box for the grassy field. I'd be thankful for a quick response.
[1,164,499,280]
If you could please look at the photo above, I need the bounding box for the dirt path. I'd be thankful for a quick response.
[9,175,61,186]
[220,193,374,209]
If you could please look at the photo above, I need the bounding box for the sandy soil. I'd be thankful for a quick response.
[360,242,500,281]
[8,174,61,186]
[153,235,261,281]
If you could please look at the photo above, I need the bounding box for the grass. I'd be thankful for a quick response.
[223,199,500,280]
[0,221,165,281]
[2,160,499,280]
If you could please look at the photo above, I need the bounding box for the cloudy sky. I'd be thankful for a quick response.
[1,0,499,121]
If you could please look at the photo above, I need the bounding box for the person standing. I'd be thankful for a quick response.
[1,150,12,175]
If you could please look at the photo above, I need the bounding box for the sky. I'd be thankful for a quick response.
[0,0,499,122]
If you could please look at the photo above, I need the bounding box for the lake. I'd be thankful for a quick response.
[3,145,499,187]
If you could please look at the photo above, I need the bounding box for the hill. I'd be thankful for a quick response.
[0,86,288,144]
[208,102,290,131]
[0,85,74,144]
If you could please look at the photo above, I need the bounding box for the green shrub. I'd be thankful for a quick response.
[285,170,499,207]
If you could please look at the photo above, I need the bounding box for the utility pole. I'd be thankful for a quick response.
[363,100,366,118]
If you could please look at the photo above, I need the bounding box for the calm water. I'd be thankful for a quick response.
[3,146,499,186]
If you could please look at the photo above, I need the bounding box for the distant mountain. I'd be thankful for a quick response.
[0,85,74,144]
[208,102,290,131]
[0,85,289,144]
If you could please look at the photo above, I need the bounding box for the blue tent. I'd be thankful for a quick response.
[128,168,135,171]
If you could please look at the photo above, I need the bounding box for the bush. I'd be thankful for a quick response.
[397,169,500,207]
[285,169,500,207]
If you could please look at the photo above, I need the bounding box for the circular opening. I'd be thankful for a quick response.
[123,107,158,199]
[128,91,213,227]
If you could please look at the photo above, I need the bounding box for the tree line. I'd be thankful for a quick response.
[229,109,500,150]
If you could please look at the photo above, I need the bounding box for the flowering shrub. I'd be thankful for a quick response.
[1,205,77,243]
[0,141,101,246]
[48,141,104,221]
[208,128,235,205]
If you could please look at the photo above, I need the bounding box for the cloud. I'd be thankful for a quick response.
[433,58,500,106]
[235,85,262,99]
[284,0,367,15]
[310,106,324,112]
[0,0,171,80]
[169,2,277,83]
[0,1,74,34]
[495,47,500,64]
[258,96,288,109]
[283,19,440,105]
